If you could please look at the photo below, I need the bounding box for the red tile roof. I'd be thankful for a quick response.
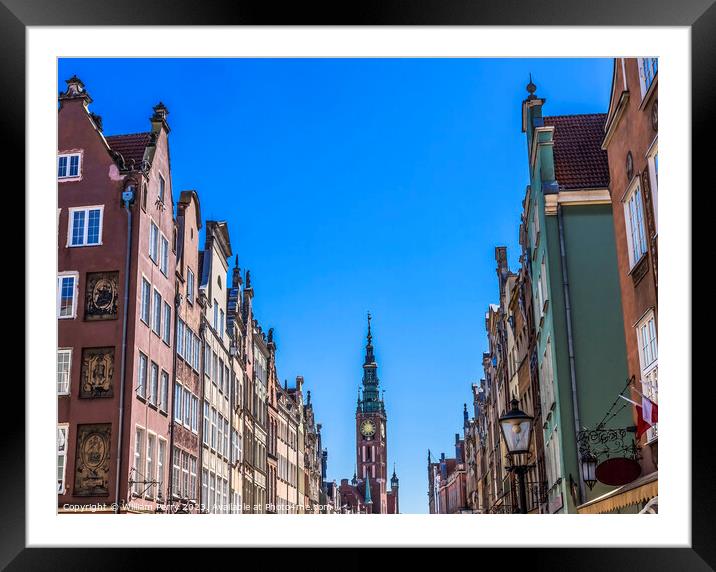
[105,132,152,167]
[543,114,609,190]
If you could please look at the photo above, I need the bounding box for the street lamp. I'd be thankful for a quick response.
[580,452,598,490]
[498,398,534,514]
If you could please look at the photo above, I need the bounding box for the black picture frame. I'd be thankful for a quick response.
[9,0,707,568]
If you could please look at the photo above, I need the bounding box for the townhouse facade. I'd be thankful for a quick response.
[57,76,329,515]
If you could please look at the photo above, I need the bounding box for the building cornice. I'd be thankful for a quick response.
[602,90,630,150]
[544,189,611,215]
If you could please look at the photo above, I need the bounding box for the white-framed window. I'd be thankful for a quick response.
[57,425,68,494]
[623,179,648,269]
[172,447,182,498]
[149,361,159,405]
[162,301,171,345]
[158,438,166,501]
[152,289,162,335]
[149,221,159,263]
[193,334,201,371]
[191,395,199,433]
[57,348,72,394]
[213,301,219,331]
[174,382,183,422]
[146,432,156,498]
[183,387,192,428]
[160,235,169,276]
[211,408,218,450]
[160,370,169,412]
[68,206,103,247]
[158,173,166,203]
[177,318,185,357]
[544,425,561,490]
[201,468,209,508]
[540,259,548,310]
[181,452,190,499]
[137,352,148,399]
[219,309,225,340]
[647,139,658,234]
[140,278,151,324]
[636,310,658,442]
[57,272,78,319]
[637,57,658,99]
[189,457,197,501]
[187,268,195,304]
[133,426,145,495]
[203,401,210,446]
[58,153,81,179]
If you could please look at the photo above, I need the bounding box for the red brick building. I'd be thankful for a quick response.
[591,57,658,513]
[58,76,177,512]
[427,440,468,514]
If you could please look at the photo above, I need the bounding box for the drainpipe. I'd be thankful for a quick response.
[114,184,135,513]
[557,204,585,504]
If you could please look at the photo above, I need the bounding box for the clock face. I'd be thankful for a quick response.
[360,419,376,437]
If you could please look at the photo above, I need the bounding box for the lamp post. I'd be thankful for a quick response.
[498,398,534,514]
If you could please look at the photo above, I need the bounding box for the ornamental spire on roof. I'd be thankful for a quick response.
[360,312,382,412]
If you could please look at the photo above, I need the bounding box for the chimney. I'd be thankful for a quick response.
[296,375,304,395]
[150,101,171,134]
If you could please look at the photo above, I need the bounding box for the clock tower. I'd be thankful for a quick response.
[356,313,390,513]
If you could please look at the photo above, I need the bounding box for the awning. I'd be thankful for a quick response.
[577,471,658,514]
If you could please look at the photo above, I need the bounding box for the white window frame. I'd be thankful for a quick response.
[636,309,658,443]
[160,370,169,412]
[162,301,172,345]
[67,205,103,247]
[158,437,167,501]
[152,289,162,336]
[146,431,156,499]
[57,272,79,319]
[58,152,82,180]
[158,173,166,203]
[160,234,169,276]
[646,138,658,235]
[57,424,69,494]
[187,268,195,304]
[140,277,151,325]
[133,426,145,496]
[174,382,184,422]
[57,348,72,395]
[149,361,159,406]
[637,57,658,101]
[137,352,148,399]
[149,220,159,263]
[622,178,649,270]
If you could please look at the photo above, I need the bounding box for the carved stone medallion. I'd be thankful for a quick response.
[80,347,115,398]
[85,271,119,320]
[74,424,111,496]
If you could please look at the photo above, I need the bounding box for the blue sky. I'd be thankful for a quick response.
[59,58,613,513]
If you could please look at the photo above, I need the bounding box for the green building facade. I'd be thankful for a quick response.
[521,80,631,514]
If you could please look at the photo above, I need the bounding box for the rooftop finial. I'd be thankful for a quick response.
[367,311,372,345]
[526,73,537,99]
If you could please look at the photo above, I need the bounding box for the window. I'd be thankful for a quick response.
[191,395,199,432]
[162,301,171,345]
[140,278,151,324]
[219,309,225,339]
[172,447,181,498]
[133,427,145,495]
[57,273,78,318]
[146,433,156,498]
[213,301,219,331]
[181,452,190,499]
[174,383,183,422]
[58,153,81,179]
[158,439,166,501]
[187,268,195,304]
[158,174,166,203]
[183,387,192,428]
[152,290,162,335]
[211,408,218,450]
[636,310,658,442]
[623,181,648,268]
[177,319,185,357]
[68,207,102,246]
[160,370,169,412]
[202,469,209,509]
[57,425,68,494]
[189,457,197,501]
[185,327,192,364]
[160,235,169,276]
[57,349,72,394]
[647,141,659,234]
[149,221,159,263]
[638,57,658,98]
[540,339,555,414]
[149,362,159,405]
[193,334,201,371]
[203,401,210,445]
[137,352,148,398]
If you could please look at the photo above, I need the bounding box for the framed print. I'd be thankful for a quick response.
[11,0,709,569]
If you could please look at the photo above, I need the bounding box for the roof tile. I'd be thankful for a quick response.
[105,132,152,167]
[543,113,609,190]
